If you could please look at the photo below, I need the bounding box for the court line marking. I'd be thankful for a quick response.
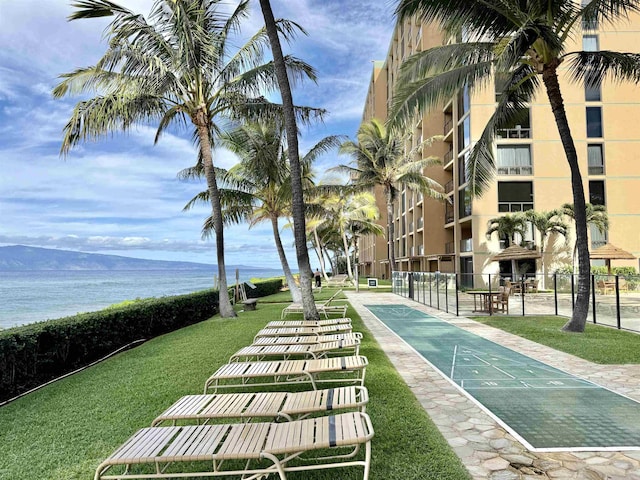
[363,304,640,452]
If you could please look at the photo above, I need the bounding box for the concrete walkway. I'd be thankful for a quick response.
[346,291,640,480]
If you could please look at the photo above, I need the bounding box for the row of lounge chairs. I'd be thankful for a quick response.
[94,312,374,480]
[280,289,348,319]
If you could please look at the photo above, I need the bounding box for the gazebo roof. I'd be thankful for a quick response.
[590,243,636,260]
[490,244,541,261]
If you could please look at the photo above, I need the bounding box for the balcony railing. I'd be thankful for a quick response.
[444,117,453,134]
[417,218,423,229]
[445,180,454,194]
[460,238,473,252]
[496,127,531,139]
[418,245,424,255]
[443,150,453,165]
[445,242,455,254]
[497,165,533,176]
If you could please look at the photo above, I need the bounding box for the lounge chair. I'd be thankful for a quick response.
[251,332,363,347]
[281,290,346,319]
[230,338,360,362]
[326,274,351,287]
[204,355,368,393]
[94,412,374,480]
[151,386,369,426]
[254,324,353,342]
[266,317,352,328]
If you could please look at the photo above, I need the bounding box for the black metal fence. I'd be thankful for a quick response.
[391,271,640,333]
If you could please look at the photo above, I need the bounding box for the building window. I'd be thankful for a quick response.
[445,201,454,224]
[498,181,533,212]
[582,0,598,29]
[585,78,601,101]
[458,187,472,218]
[583,34,599,51]
[457,85,470,116]
[589,180,605,205]
[460,257,474,288]
[457,116,470,152]
[590,224,608,249]
[588,144,605,174]
[497,145,533,175]
[586,107,603,137]
[458,153,469,186]
[496,107,531,138]
[495,72,510,102]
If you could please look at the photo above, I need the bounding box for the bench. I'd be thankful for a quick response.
[242,298,258,311]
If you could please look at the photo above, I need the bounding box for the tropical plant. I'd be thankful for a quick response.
[54,0,319,318]
[183,121,342,304]
[562,202,609,269]
[393,0,640,332]
[334,118,444,273]
[258,0,319,320]
[524,209,569,289]
[485,213,528,248]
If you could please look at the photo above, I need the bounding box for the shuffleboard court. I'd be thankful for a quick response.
[366,304,640,451]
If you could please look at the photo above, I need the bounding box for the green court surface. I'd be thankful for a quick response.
[366,304,640,451]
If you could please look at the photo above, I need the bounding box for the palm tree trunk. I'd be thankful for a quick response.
[258,0,319,321]
[194,113,236,318]
[271,216,301,303]
[386,190,396,274]
[342,232,354,280]
[313,228,329,281]
[539,234,546,290]
[542,62,590,332]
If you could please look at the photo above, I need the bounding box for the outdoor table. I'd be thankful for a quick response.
[468,291,502,313]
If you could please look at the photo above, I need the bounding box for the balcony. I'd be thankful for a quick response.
[497,166,533,176]
[460,238,473,253]
[443,117,453,135]
[443,149,453,165]
[418,245,424,255]
[445,242,455,254]
[496,127,531,139]
[445,180,454,194]
[417,218,424,230]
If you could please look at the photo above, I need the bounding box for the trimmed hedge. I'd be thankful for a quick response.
[0,289,218,403]
[243,278,283,299]
[0,278,282,403]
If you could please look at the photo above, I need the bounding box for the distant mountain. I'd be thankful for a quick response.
[0,245,264,272]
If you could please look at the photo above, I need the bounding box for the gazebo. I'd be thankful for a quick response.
[490,245,542,284]
[590,243,636,275]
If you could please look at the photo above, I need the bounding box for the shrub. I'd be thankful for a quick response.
[243,278,283,298]
[0,289,219,403]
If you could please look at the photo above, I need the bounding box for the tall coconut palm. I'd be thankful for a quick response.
[562,202,609,270]
[258,0,319,321]
[393,0,640,331]
[54,0,320,317]
[185,121,342,303]
[486,213,528,281]
[335,118,444,273]
[524,209,569,289]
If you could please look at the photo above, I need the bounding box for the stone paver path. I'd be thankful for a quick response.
[346,291,640,480]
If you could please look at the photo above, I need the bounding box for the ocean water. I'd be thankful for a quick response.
[0,268,285,330]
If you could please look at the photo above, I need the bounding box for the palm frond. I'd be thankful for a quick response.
[565,50,640,86]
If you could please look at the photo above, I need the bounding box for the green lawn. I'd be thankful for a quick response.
[472,315,640,364]
[0,297,470,480]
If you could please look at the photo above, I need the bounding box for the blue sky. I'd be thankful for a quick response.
[0,0,395,268]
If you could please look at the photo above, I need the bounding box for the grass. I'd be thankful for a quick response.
[0,296,470,480]
[471,315,640,364]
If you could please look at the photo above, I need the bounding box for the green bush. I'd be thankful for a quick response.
[0,289,220,403]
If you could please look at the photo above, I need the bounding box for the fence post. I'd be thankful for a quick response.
[445,274,449,313]
[422,273,426,305]
[615,275,621,329]
[408,273,415,300]
[488,274,493,316]
[571,274,575,310]
[591,274,597,324]
[554,273,558,316]
[429,273,433,307]
[521,277,525,316]
[455,273,459,317]
[436,273,440,311]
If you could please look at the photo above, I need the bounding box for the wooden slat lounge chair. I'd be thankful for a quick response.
[254,324,353,342]
[95,412,374,480]
[281,290,346,319]
[151,386,369,426]
[266,317,352,328]
[230,337,360,362]
[204,356,368,393]
[251,332,363,346]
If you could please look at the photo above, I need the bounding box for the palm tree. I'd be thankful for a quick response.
[258,0,319,321]
[524,209,569,289]
[54,0,319,318]
[486,213,528,281]
[335,118,444,273]
[393,0,640,332]
[562,202,609,270]
[185,121,342,304]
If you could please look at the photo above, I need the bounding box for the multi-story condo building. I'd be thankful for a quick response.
[358,11,640,284]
